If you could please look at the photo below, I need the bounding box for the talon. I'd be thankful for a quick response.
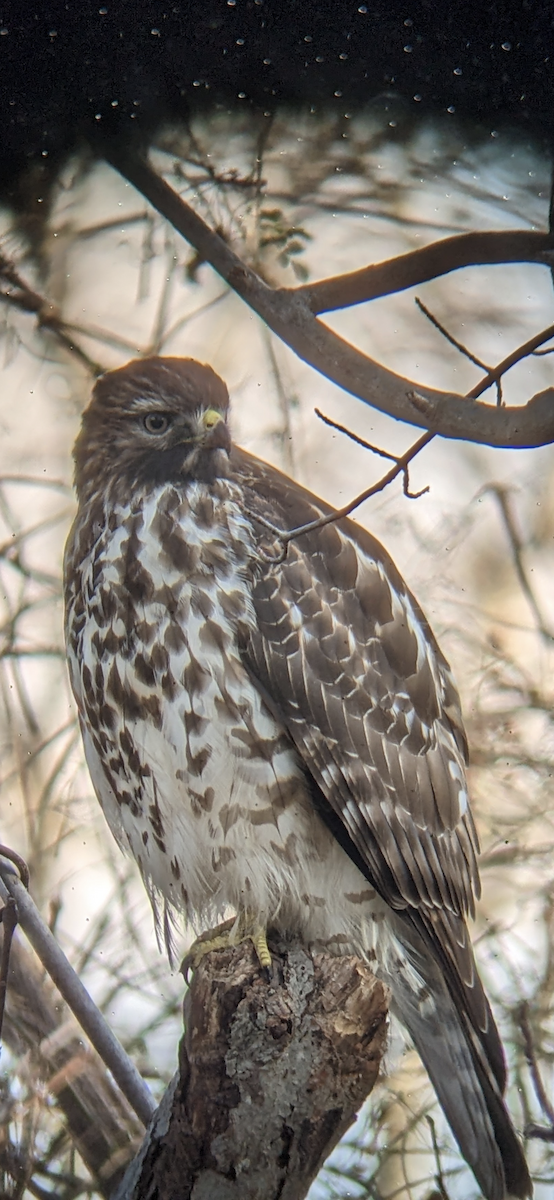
[181,917,272,979]
[252,927,272,970]
[181,917,236,977]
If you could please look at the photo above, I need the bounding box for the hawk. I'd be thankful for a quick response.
[64,356,531,1200]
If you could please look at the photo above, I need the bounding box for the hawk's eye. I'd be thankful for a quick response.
[143,413,171,435]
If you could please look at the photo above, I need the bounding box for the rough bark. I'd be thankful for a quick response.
[115,939,389,1200]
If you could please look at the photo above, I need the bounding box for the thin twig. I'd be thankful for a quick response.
[483,484,554,642]
[467,320,554,400]
[314,408,429,501]
[415,296,503,406]
[518,1001,554,1129]
[252,430,433,561]
[426,1115,452,1200]
[315,409,399,462]
[415,297,490,372]
[0,254,103,374]
[263,326,296,474]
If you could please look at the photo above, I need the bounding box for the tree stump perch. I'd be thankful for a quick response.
[115,938,389,1200]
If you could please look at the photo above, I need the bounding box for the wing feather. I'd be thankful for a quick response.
[234,448,477,921]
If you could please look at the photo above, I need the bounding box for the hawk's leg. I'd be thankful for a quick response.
[182,915,272,978]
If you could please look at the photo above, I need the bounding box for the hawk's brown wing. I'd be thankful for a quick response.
[234,448,479,921]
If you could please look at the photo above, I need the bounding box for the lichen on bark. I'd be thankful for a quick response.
[115,938,389,1200]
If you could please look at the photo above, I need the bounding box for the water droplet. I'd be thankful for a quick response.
[238,91,246,98]
[263,58,271,64]
[334,89,342,97]
[453,66,462,75]
[403,44,413,53]
[358,4,367,11]
[413,93,422,101]
[236,38,244,45]
[490,129,499,137]
[304,35,312,42]
[447,106,455,113]
[339,52,347,60]
[501,41,511,51]
[404,17,413,25]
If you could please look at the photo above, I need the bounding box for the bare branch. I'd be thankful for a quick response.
[518,1001,554,1131]
[294,230,554,313]
[466,322,554,400]
[1,929,144,1195]
[414,295,503,405]
[0,253,103,374]
[0,858,156,1128]
[483,484,554,643]
[0,895,17,1041]
[415,297,491,374]
[315,408,399,463]
[314,408,430,504]
[426,1115,453,1200]
[102,147,554,449]
[253,431,433,563]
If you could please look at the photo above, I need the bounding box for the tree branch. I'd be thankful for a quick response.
[0,251,103,374]
[103,146,554,450]
[294,230,554,313]
[1,927,144,1195]
[0,860,156,1128]
[115,940,388,1200]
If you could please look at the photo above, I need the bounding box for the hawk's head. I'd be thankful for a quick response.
[73,357,231,501]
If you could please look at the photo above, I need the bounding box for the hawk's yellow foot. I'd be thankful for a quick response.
[251,926,272,970]
[181,917,236,977]
[181,916,272,979]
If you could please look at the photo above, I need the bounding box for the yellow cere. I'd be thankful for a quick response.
[202,408,222,429]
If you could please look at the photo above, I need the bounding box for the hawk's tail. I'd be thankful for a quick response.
[386,917,532,1200]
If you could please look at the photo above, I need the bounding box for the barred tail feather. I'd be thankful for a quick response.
[386,924,532,1200]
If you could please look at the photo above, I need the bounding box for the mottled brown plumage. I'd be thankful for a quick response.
[64,356,531,1200]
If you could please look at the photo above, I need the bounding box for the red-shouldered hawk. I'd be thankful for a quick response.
[64,357,531,1200]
